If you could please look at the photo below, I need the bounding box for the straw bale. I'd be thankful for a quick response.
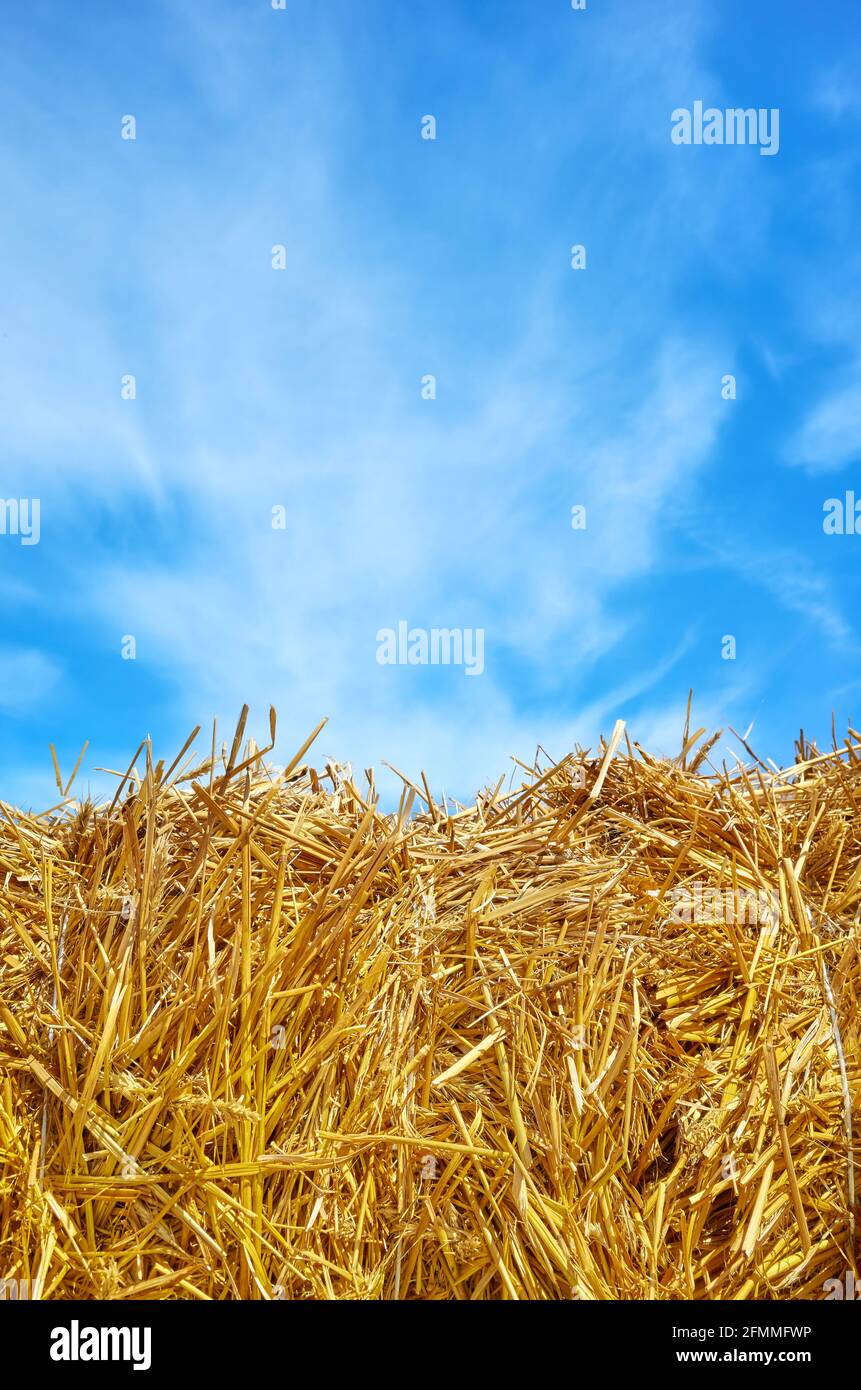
[0,711,858,1299]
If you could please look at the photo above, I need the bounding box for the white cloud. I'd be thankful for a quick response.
[704,540,853,652]
[0,648,62,711]
[812,66,861,121]
[786,373,861,474]
[3,0,823,800]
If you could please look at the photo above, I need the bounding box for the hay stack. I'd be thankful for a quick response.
[0,709,858,1299]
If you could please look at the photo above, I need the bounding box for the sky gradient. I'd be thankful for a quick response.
[2,0,860,808]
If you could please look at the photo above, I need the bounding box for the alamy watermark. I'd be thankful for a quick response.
[822,1272,861,1301]
[823,492,861,534]
[0,1277,30,1299]
[376,621,484,676]
[668,884,780,927]
[0,498,40,545]
[50,1321,151,1370]
[671,102,779,156]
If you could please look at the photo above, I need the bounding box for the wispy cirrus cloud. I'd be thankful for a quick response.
[0,649,62,712]
[0,0,859,801]
[786,373,861,474]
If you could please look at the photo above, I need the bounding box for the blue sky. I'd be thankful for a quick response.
[1,0,860,808]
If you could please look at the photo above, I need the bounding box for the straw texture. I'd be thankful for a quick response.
[1,710,858,1299]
